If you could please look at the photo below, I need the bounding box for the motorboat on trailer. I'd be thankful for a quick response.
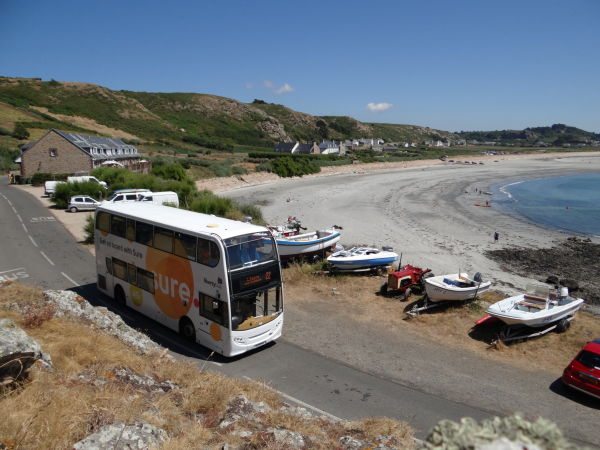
[486,285,584,328]
[327,247,399,272]
[424,272,491,302]
[269,219,341,260]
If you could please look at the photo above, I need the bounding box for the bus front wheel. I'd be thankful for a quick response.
[179,317,196,343]
[114,285,126,307]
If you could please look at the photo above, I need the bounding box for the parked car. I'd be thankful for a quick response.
[44,180,66,196]
[139,191,179,207]
[104,189,152,203]
[562,339,600,399]
[67,175,108,188]
[68,195,101,212]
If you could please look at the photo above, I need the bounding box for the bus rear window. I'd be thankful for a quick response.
[96,211,110,232]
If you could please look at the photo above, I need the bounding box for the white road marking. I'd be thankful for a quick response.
[21,223,28,233]
[28,235,39,247]
[0,267,25,275]
[243,375,342,422]
[61,272,78,286]
[11,206,17,214]
[16,213,23,223]
[40,251,55,266]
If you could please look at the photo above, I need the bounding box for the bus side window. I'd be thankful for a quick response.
[111,215,126,238]
[128,264,137,285]
[154,227,174,253]
[199,293,228,327]
[135,221,153,246]
[174,232,196,261]
[126,219,136,241]
[105,257,112,275]
[97,212,110,232]
[137,268,155,294]
[198,239,220,267]
[112,258,127,280]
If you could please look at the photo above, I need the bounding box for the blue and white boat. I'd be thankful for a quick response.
[327,247,399,272]
[271,226,341,260]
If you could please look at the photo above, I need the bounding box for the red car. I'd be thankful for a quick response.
[562,339,600,400]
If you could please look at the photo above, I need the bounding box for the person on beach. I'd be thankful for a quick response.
[494,231,499,243]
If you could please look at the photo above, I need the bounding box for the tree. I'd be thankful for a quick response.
[12,123,29,140]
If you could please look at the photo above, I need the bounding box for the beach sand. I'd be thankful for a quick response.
[221,152,600,300]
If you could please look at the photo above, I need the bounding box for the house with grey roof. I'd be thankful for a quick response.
[274,142,320,155]
[20,129,151,178]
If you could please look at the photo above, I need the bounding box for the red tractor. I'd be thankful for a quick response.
[380,264,433,301]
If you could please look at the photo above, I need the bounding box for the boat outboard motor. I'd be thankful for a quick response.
[560,287,569,298]
[473,272,482,283]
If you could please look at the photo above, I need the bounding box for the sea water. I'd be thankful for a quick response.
[492,173,600,237]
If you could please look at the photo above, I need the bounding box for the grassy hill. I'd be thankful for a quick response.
[458,124,600,146]
[0,76,454,152]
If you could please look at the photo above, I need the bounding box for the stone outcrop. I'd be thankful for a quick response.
[0,318,52,385]
[72,421,168,449]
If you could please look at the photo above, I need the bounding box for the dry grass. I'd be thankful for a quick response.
[283,265,600,375]
[0,282,415,448]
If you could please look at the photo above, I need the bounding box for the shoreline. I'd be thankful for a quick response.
[222,152,600,305]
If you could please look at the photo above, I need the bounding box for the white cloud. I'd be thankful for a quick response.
[274,83,294,94]
[366,102,393,112]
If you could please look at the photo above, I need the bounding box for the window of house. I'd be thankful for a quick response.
[49,148,57,157]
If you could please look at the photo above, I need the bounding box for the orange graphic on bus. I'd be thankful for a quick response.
[146,248,194,319]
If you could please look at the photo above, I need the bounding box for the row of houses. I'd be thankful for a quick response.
[19,129,151,178]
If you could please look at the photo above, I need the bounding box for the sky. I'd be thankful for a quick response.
[1,0,599,132]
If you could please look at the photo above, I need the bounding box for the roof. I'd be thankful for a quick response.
[22,129,140,161]
[274,142,297,153]
[585,339,600,353]
[97,202,268,240]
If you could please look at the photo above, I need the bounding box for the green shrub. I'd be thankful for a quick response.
[237,203,264,224]
[30,172,68,186]
[151,162,188,181]
[53,182,108,209]
[12,122,29,140]
[83,215,95,244]
[189,190,234,216]
[270,156,320,177]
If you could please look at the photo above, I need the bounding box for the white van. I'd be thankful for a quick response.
[67,175,108,188]
[44,180,66,196]
[104,189,152,203]
[139,191,179,207]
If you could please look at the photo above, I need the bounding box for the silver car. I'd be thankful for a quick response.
[68,195,101,212]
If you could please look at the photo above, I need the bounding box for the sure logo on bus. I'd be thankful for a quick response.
[146,248,194,319]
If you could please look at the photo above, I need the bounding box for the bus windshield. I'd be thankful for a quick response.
[225,232,277,270]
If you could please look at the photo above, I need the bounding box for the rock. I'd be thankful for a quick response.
[340,435,364,449]
[37,291,172,358]
[0,318,52,384]
[559,279,579,292]
[267,428,305,449]
[219,394,271,428]
[72,420,167,449]
[545,275,559,286]
[111,367,179,394]
[477,437,541,450]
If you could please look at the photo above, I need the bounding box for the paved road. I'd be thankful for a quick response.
[1,177,597,446]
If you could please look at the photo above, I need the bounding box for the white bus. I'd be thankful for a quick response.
[95,202,283,357]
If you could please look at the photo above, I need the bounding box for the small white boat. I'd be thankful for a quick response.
[271,226,341,260]
[424,272,491,302]
[487,286,584,327]
[327,247,399,271]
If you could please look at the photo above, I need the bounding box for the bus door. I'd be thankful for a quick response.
[197,292,229,346]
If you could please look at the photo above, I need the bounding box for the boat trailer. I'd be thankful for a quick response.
[405,294,451,318]
[484,315,575,346]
